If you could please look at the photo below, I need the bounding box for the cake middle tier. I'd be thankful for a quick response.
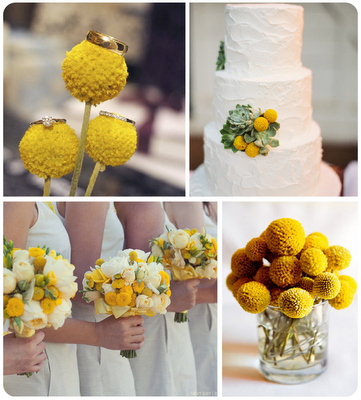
[203,119,322,196]
[213,67,313,143]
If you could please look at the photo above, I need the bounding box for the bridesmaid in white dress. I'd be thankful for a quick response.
[3,202,81,396]
[54,202,141,396]
[164,202,218,396]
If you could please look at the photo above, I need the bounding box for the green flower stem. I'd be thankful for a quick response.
[120,349,137,358]
[69,101,92,196]
[174,311,188,323]
[85,161,105,196]
[43,177,51,196]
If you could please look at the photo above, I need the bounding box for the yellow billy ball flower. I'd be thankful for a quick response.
[234,135,247,151]
[237,281,271,314]
[296,277,314,296]
[269,287,285,307]
[245,142,260,158]
[278,288,314,318]
[33,256,47,273]
[253,117,269,132]
[265,218,305,256]
[19,123,79,179]
[302,233,328,252]
[300,248,328,276]
[231,248,259,279]
[232,277,253,298]
[6,297,25,317]
[269,256,302,288]
[254,266,273,289]
[338,275,357,294]
[313,272,341,300]
[263,109,277,123]
[116,292,132,307]
[226,272,239,291]
[32,287,45,301]
[324,245,351,271]
[62,40,128,105]
[85,115,137,166]
[245,237,268,262]
[329,280,355,310]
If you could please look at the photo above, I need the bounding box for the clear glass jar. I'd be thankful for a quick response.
[257,301,329,384]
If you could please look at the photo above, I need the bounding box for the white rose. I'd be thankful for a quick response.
[195,260,217,279]
[168,229,190,249]
[150,293,171,314]
[47,299,72,330]
[43,256,74,278]
[83,290,102,302]
[101,257,123,278]
[102,283,115,295]
[122,267,136,284]
[118,249,150,262]
[12,250,30,263]
[171,249,186,268]
[12,261,35,283]
[190,234,203,251]
[3,268,17,294]
[135,294,153,310]
[55,277,78,300]
[21,300,48,330]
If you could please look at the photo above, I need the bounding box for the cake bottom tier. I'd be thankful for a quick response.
[190,121,341,197]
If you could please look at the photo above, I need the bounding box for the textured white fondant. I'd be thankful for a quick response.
[225,3,304,77]
[203,120,322,196]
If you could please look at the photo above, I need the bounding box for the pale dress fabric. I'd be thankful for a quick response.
[53,202,136,396]
[128,210,197,396]
[4,202,81,396]
[188,210,218,395]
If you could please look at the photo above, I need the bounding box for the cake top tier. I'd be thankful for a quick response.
[225,3,304,77]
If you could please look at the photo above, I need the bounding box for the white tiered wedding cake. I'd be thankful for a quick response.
[190,3,341,196]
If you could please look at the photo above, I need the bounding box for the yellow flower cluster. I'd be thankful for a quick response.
[62,40,128,105]
[253,117,269,132]
[19,123,79,179]
[227,218,356,318]
[85,115,137,166]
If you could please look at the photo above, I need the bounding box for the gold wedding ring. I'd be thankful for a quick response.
[86,30,128,56]
[30,117,66,128]
[99,110,135,126]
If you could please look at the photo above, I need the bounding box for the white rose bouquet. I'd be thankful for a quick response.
[150,228,217,322]
[81,249,171,358]
[3,236,78,376]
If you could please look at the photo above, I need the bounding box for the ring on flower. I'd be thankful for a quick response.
[99,110,135,126]
[30,117,67,128]
[86,30,128,56]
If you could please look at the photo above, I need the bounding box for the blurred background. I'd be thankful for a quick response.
[190,3,357,194]
[4,3,185,196]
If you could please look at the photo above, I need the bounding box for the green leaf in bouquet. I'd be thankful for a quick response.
[18,280,30,292]
[216,40,225,71]
[45,288,57,300]
[269,138,280,148]
[13,317,22,332]
[244,133,256,144]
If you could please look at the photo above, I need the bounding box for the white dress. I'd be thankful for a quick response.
[187,211,218,395]
[54,202,136,396]
[4,202,81,396]
[129,211,197,396]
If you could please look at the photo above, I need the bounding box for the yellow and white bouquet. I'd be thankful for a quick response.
[81,249,171,358]
[3,237,78,376]
[150,228,217,322]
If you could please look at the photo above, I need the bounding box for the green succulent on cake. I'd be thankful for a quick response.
[220,104,280,157]
[216,41,225,71]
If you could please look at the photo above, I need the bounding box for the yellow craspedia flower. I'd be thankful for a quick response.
[41,298,56,314]
[28,247,46,258]
[85,115,137,167]
[231,248,259,279]
[245,237,268,262]
[265,218,305,256]
[324,245,351,271]
[269,287,285,307]
[33,256,47,273]
[254,266,273,289]
[313,272,341,300]
[19,123,79,179]
[104,292,117,306]
[245,142,260,158]
[269,256,302,288]
[234,135,247,151]
[253,117,269,132]
[300,248,328,276]
[338,275,357,294]
[278,288,314,318]
[237,281,271,314]
[302,233,328,253]
[263,109,277,123]
[116,292,132,307]
[232,277,253,298]
[226,272,239,291]
[6,297,25,317]
[62,40,128,105]
[32,287,45,301]
[296,277,314,296]
[310,232,329,247]
[329,280,355,310]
